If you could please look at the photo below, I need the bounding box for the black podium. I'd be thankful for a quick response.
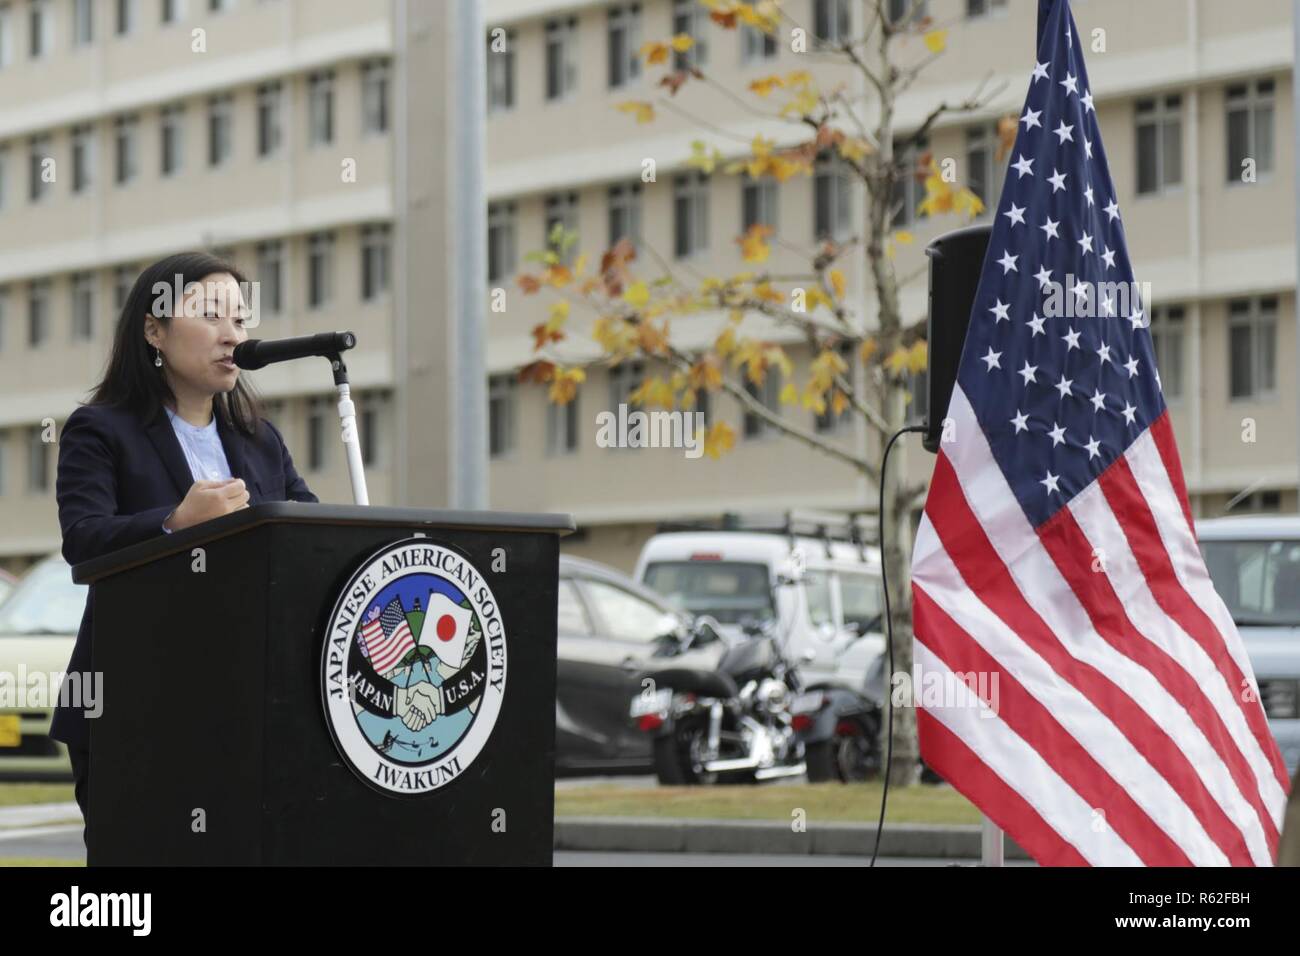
[69,502,574,866]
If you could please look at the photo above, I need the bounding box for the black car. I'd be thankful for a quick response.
[556,555,722,775]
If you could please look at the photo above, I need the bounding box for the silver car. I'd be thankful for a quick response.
[1198,516,1300,775]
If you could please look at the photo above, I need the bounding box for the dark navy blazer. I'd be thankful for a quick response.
[51,400,318,749]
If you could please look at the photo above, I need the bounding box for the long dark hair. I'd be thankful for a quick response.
[84,251,264,438]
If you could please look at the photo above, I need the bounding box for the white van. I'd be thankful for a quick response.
[632,527,885,689]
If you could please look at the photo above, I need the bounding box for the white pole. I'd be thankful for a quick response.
[337,382,369,506]
[981,815,1005,867]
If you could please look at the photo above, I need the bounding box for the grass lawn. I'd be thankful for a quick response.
[555,782,980,825]
[0,783,75,807]
[0,858,82,867]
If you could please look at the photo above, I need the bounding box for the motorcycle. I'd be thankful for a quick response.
[788,637,884,783]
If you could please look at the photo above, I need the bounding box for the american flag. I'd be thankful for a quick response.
[358,598,416,675]
[910,0,1289,865]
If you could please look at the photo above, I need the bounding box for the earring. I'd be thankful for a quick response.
[154,347,163,368]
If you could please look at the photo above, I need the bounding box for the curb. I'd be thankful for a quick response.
[555,816,1031,859]
[0,802,81,829]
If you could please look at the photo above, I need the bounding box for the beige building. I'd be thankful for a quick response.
[0,0,1295,577]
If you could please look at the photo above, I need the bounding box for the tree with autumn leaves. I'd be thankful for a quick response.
[514,0,1013,784]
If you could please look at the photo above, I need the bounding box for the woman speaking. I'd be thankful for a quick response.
[52,252,318,842]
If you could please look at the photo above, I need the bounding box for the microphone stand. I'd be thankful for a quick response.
[325,350,369,505]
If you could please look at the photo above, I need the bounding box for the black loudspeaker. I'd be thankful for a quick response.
[922,224,992,452]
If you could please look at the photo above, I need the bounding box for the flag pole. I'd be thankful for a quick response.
[981,815,1004,866]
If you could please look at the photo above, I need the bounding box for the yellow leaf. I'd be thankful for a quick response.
[884,346,910,376]
[779,382,798,405]
[893,231,914,245]
[907,340,929,374]
[616,101,655,124]
[669,33,694,52]
[548,366,586,404]
[640,40,670,65]
[859,337,878,363]
[704,421,736,459]
[623,280,650,308]
[923,29,947,53]
[749,75,784,97]
[715,326,737,358]
[829,269,845,299]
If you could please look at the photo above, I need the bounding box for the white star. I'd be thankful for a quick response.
[997,250,1019,274]
[1019,361,1038,386]
[1004,202,1026,227]
[1040,217,1060,241]
[1021,107,1042,130]
[1085,435,1101,460]
[1028,313,1046,336]
[1128,308,1146,330]
[1053,120,1074,144]
[1096,342,1112,364]
[1012,154,1035,178]
[1063,327,1081,350]
[1104,198,1120,222]
[1041,471,1061,495]
[1081,89,1095,112]
[1077,230,1094,254]
[1065,24,1072,43]
[1100,294,1115,317]
[1101,245,1116,269]
[1072,278,1089,301]
[1084,138,1093,160]
[981,347,1003,371]
[1031,60,1050,83]
[1060,72,1078,95]
[1089,388,1106,412]
[1048,168,1068,192]
[1048,422,1067,447]
[1055,374,1074,398]
[1121,402,1138,426]
[1124,355,1140,378]
[1011,409,1030,433]
[1033,265,1053,289]
[990,299,1010,323]
[1084,184,1095,207]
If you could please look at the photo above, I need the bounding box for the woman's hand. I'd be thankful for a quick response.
[163,478,250,532]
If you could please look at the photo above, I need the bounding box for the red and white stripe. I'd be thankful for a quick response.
[912,385,1290,866]
[360,618,415,674]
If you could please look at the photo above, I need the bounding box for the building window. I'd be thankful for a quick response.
[306,232,334,309]
[207,94,232,167]
[1136,94,1182,195]
[0,145,7,208]
[70,272,94,341]
[73,0,93,45]
[255,240,282,315]
[814,0,851,44]
[966,0,1007,17]
[28,0,50,58]
[743,370,782,439]
[888,0,928,26]
[607,360,644,425]
[113,265,134,312]
[161,0,181,25]
[359,399,379,467]
[674,171,709,258]
[608,182,642,249]
[1226,490,1282,514]
[1149,305,1185,400]
[544,16,578,101]
[814,343,854,433]
[114,115,138,185]
[27,278,49,347]
[487,201,516,284]
[0,4,13,70]
[69,125,94,193]
[256,82,281,157]
[27,425,48,492]
[360,224,391,301]
[488,374,517,458]
[966,124,995,212]
[361,60,389,135]
[742,177,778,232]
[307,398,328,471]
[486,28,515,112]
[546,393,579,456]
[891,135,928,228]
[159,104,183,176]
[27,134,50,203]
[116,0,135,35]
[0,287,7,350]
[815,153,854,240]
[1228,297,1277,400]
[607,4,640,88]
[740,18,776,64]
[544,191,579,266]
[208,0,232,12]
[671,0,707,70]
[1226,78,1274,183]
[307,71,334,146]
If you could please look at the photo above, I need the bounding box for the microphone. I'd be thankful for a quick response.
[233,332,356,370]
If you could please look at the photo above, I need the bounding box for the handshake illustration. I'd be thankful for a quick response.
[393,682,444,732]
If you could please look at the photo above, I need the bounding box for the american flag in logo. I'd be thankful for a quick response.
[910,0,1289,865]
[358,598,416,675]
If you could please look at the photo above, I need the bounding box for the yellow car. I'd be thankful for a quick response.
[0,555,81,780]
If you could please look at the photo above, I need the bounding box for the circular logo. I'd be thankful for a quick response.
[321,538,507,796]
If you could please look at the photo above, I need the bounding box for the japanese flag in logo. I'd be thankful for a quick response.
[421,590,473,669]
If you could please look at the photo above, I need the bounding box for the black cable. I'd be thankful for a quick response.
[870,424,927,868]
